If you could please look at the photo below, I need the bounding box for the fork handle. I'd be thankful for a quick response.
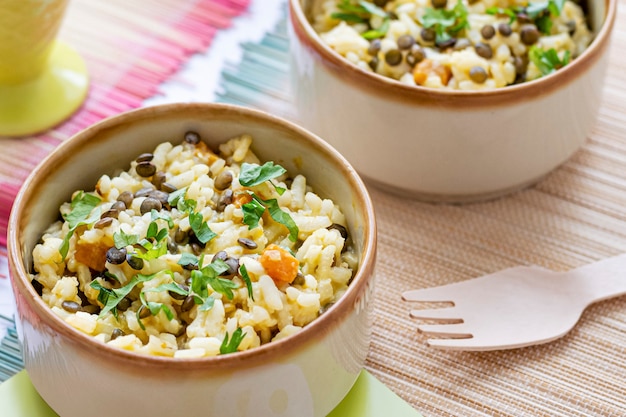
[568,253,626,303]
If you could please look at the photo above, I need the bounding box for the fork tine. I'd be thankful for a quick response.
[417,323,472,338]
[402,286,456,303]
[409,308,461,322]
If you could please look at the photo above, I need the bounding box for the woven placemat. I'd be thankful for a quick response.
[216,5,626,416]
[0,0,250,245]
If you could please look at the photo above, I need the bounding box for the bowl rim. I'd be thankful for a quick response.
[288,0,617,107]
[7,102,378,371]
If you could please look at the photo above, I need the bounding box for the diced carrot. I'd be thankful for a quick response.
[259,244,299,284]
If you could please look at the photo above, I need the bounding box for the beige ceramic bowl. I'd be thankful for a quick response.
[289,0,617,202]
[7,103,377,417]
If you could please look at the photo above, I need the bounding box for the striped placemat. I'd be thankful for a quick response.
[4,2,626,417]
[0,316,21,382]
[0,0,250,246]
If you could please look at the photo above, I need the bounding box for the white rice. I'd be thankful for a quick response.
[31,134,358,357]
[313,0,593,89]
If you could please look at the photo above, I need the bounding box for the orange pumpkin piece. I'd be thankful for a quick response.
[74,240,109,271]
[413,59,452,86]
[232,191,253,208]
[259,244,299,284]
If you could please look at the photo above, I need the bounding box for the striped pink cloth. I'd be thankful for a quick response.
[0,0,250,248]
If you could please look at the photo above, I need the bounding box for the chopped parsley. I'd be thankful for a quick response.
[178,252,200,269]
[330,0,387,24]
[239,161,289,195]
[59,191,102,259]
[189,257,238,305]
[421,0,469,43]
[150,209,174,229]
[362,18,390,40]
[113,229,139,249]
[90,272,156,319]
[168,187,216,245]
[484,0,565,34]
[238,161,299,242]
[220,327,245,354]
[189,211,217,244]
[239,161,287,187]
[529,46,570,76]
[239,264,254,301]
[241,197,266,229]
[485,6,518,23]
[132,221,169,260]
[242,194,299,242]
[329,1,390,40]
[137,290,175,330]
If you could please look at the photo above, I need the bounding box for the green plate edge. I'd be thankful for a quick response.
[1,369,422,417]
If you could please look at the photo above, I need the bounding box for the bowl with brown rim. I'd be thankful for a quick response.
[288,0,617,202]
[7,103,377,417]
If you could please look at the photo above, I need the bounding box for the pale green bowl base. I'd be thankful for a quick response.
[0,41,89,137]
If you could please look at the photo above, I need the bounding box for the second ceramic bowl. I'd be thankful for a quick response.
[288,0,617,202]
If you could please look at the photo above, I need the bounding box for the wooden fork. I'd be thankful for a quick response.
[402,254,626,351]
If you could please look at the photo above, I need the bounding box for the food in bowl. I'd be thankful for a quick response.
[312,0,593,89]
[30,131,357,357]
[9,103,376,417]
[289,0,615,200]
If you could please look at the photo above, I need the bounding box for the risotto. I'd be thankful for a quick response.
[313,0,593,89]
[31,132,357,357]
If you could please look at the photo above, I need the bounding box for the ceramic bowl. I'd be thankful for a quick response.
[288,0,617,202]
[7,103,377,417]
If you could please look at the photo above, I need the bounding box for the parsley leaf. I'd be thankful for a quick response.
[64,191,101,228]
[167,187,187,207]
[113,230,139,249]
[189,212,217,244]
[529,46,570,76]
[330,0,386,23]
[362,18,390,40]
[59,191,102,259]
[220,327,245,354]
[485,6,517,23]
[239,264,254,301]
[178,252,200,269]
[422,0,469,43]
[170,190,216,245]
[242,197,266,229]
[330,12,366,23]
[239,162,287,187]
[197,295,215,311]
[90,273,156,319]
[207,275,239,300]
[137,291,175,330]
[135,238,168,260]
[132,221,169,260]
[151,209,174,229]
[526,0,565,34]
[190,259,236,302]
[263,197,299,242]
[146,282,189,297]
[357,1,387,18]
[242,194,299,242]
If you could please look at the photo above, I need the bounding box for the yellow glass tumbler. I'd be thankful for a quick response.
[0,0,88,137]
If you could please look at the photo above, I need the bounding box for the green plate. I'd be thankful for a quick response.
[1,369,422,417]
